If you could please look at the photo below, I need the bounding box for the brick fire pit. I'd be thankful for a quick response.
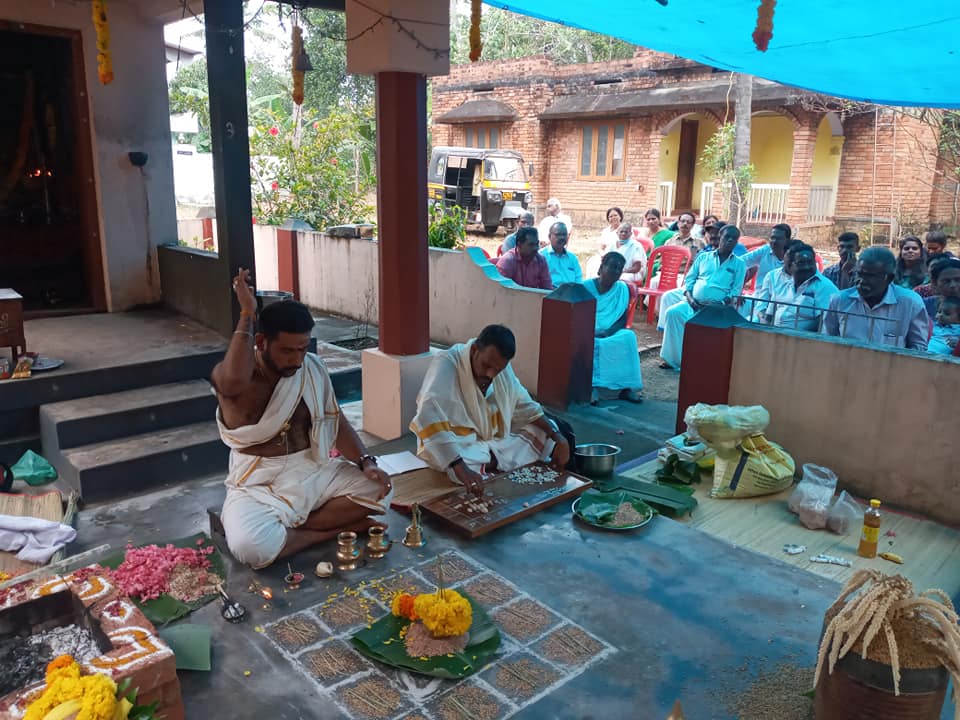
[0,567,182,720]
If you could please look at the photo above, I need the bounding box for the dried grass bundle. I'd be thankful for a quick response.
[815,569,960,719]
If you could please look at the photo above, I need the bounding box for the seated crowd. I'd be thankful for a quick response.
[495,200,959,371]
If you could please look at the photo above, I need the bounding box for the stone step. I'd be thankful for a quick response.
[40,380,217,451]
[61,422,227,502]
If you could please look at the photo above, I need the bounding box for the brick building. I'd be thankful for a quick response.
[430,49,959,243]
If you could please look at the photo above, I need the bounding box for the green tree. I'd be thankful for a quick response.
[250,109,375,229]
[300,9,375,115]
[449,4,636,65]
[699,123,755,227]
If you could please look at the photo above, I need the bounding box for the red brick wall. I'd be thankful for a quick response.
[431,54,949,232]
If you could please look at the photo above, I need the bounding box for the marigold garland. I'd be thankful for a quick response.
[91,0,113,84]
[468,0,483,62]
[413,590,472,638]
[391,592,418,621]
[292,25,305,106]
[23,656,119,720]
[752,0,776,52]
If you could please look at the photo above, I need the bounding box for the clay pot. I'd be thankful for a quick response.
[815,649,947,720]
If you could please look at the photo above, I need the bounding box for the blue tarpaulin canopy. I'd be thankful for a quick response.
[485,1,960,108]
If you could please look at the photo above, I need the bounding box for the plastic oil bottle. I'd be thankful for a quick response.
[857,499,882,558]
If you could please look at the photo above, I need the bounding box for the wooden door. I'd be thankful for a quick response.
[675,119,699,212]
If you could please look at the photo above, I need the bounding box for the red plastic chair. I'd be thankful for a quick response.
[631,228,655,254]
[815,253,824,272]
[742,267,759,295]
[624,281,639,329]
[632,245,692,325]
[468,245,492,260]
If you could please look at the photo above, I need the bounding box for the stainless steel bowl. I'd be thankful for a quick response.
[573,443,622,477]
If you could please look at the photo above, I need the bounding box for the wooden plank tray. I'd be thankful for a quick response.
[420,462,592,538]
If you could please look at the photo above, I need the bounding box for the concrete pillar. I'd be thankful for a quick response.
[204,0,256,335]
[786,118,820,227]
[537,284,596,410]
[347,0,449,440]
[676,306,746,434]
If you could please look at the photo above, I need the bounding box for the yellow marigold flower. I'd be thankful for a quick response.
[413,590,472,638]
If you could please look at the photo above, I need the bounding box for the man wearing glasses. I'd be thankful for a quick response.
[822,246,929,350]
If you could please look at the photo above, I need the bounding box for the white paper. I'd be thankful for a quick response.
[378,451,431,476]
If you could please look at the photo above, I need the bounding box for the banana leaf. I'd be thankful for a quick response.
[101,533,226,626]
[350,592,500,679]
[655,453,702,485]
[574,490,654,528]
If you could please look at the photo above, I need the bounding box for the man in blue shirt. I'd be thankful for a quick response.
[659,225,747,369]
[742,223,792,286]
[501,211,535,255]
[539,222,582,287]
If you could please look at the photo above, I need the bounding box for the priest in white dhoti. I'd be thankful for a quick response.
[583,253,643,404]
[410,325,571,496]
[659,225,747,369]
[212,280,392,569]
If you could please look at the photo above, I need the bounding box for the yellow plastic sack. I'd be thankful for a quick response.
[711,433,795,499]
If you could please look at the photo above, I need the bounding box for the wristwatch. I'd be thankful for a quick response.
[357,454,378,470]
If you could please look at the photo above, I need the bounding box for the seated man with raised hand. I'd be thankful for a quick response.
[410,324,570,496]
[659,224,747,369]
[583,253,643,404]
[212,270,392,569]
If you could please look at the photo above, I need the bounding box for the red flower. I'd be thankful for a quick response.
[271,181,279,191]
[269,126,279,137]
[313,121,320,130]
[329,157,339,166]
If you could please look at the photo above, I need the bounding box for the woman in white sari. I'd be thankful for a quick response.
[583,253,644,404]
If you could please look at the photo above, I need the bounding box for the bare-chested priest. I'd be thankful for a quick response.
[212,268,392,568]
[410,324,571,496]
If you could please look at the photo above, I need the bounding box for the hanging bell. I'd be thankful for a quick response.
[293,47,313,72]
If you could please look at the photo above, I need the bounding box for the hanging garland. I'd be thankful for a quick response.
[91,0,113,84]
[752,0,776,52]
[292,24,305,106]
[468,0,483,62]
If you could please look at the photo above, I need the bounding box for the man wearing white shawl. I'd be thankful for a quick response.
[410,325,570,496]
[212,275,392,569]
[583,253,644,404]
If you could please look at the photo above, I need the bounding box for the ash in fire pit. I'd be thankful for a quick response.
[0,590,110,697]
[0,624,102,696]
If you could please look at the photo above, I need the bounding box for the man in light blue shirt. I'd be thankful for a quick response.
[501,211,535,255]
[760,243,839,331]
[539,222,582,287]
[822,247,929,350]
[742,223,792,286]
[659,225,747,369]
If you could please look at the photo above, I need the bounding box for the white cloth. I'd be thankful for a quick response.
[659,301,696,369]
[0,515,76,564]
[763,272,839,331]
[538,213,573,242]
[598,226,619,254]
[741,244,783,286]
[656,288,686,330]
[217,353,388,568]
[410,341,549,476]
[584,279,643,391]
[823,285,929,351]
[613,239,648,283]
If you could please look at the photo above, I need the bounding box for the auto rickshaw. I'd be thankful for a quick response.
[427,147,532,234]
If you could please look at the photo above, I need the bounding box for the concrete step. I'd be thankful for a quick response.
[40,380,217,451]
[61,421,227,502]
[0,434,41,465]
